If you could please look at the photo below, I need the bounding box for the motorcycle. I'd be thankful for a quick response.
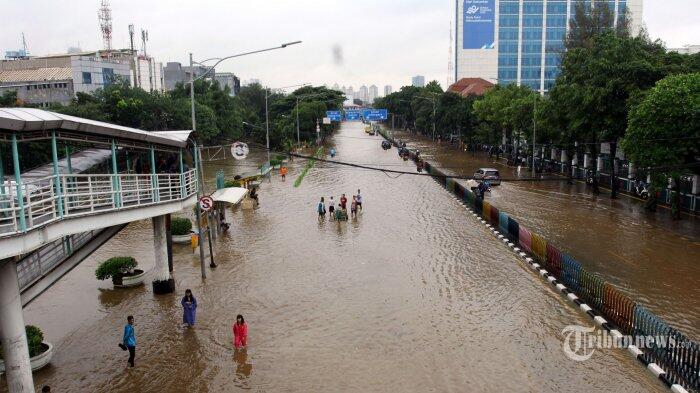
[632,182,649,199]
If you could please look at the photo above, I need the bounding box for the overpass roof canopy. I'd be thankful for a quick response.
[0,107,193,150]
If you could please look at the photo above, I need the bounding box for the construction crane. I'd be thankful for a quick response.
[98,0,113,51]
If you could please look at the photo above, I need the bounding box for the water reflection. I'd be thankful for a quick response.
[11,122,669,392]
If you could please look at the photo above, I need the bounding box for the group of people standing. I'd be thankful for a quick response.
[118,289,248,368]
[317,189,363,220]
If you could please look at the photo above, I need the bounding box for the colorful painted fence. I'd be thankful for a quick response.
[378,129,700,391]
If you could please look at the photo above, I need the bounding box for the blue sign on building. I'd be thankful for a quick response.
[326,110,342,121]
[362,109,388,121]
[345,110,361,121]
[463,0,495,49]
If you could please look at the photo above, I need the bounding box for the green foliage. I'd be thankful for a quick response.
[224,179,242,188]
[294,147,323,187]
[171,217,193,236]
[25,325,44,358]
[623,73,700,173]
[0,326,45,360]
[95,257,138,280]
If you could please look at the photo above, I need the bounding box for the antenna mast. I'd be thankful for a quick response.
[98,0,113,51]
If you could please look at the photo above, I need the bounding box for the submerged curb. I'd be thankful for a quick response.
[380,129,691,393]
[463,199,689,393]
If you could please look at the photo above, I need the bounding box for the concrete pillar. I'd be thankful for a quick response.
[597,156,604,172]
[571,153,578,166]
[501,129,507,146]
[560,151,568,172]
[628,162,636,179]
[692,174,699,195]
[151,215,174,294]
[584,153,591,169]
[0,259,34,393]
[551,148,557,160]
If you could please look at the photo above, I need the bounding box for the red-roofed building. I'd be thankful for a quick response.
[447,78,494,97]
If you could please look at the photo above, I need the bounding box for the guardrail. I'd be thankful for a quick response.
[0,169,198,237]
[381,129,700,391]
[16,230,94,291]
[535,157,699,213]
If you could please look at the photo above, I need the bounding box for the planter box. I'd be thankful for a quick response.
[113,269,145,288]
[152,278,175,294]
[0,342,53,374]
[172,232,194,244]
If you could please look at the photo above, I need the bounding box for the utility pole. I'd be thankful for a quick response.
[532,95,537,178]
[190,53,208,279]
[265,89,271,165]
[296,97,300,147]
[432,99,436,141]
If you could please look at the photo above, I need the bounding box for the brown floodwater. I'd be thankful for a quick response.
[388,129,700,341]
[5,122,671,392]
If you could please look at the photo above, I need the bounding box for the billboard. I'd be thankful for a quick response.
[463,0,495,49]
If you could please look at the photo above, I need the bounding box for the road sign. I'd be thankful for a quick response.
[345,110,361,120]
[326,110,342,122]
[199,196,214,212]
[362,109,388,121]
[230,142,249,160]
[322,117,331,124]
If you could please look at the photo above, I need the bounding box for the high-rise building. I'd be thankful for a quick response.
[214,72,241,96]
[358,85,369,103]
[163,62,215,90]
[384,85,393,96]
[454,0,643,93]
[368,85,379,103]
[669,45,700,55]
[411,75,425,87]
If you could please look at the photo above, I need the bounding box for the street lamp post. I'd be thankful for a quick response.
[294,92,325,147]
[188,41,301,278]
[264,83,306,162]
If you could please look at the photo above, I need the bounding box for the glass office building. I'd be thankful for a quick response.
[454,0,642,93]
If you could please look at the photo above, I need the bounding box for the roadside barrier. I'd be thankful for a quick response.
[378,129,699,392]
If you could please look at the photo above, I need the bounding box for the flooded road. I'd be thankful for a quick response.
[388,129,700,340]
[8,122,668,392]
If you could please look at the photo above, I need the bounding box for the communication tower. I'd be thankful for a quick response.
[98,0,113,51]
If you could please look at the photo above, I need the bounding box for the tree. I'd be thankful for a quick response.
[550,31,669,195]
[622,73,700,218]
[566,0,629,50]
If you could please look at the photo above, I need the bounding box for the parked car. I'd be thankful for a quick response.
[473,168,501,185]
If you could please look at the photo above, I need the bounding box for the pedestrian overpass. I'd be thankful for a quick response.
[0,108,199,393]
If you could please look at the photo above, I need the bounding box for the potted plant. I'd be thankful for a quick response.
[95,256,145,288]
[0,325,53,373]
[171,217,194,244]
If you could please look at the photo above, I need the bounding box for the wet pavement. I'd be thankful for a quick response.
[387,129,700,340]
[5,122,671,392]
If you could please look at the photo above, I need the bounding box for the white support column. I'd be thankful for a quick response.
[597,156,604,172]
[584,153,591,169]
[0,260,34,393]
[152,215,170,282]
[560,150,568,171]
[692,174,699,195]
[628,162,636,179]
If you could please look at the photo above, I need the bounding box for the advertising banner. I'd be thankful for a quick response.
[463,0,495,49]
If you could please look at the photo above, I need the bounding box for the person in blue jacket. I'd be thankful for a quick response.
[122,315,136,367]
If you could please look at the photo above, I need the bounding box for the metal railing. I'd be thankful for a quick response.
[0,169,198,237]
[16,231,94,291]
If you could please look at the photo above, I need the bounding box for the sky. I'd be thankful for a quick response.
[1,0,698,92]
